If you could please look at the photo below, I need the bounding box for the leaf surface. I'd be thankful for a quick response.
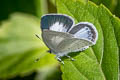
[57,0,119,80]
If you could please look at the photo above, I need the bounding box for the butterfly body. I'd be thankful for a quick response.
[40,14,98,63]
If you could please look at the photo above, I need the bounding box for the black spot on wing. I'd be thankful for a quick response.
[69,23,97,43]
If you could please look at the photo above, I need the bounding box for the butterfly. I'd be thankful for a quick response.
[40,14,98,64]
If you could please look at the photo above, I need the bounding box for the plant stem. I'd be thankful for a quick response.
[35,0,48,18]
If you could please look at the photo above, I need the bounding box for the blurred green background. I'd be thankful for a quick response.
[0,0,119,80]
[0,0,60,80]
[0,0,57,21]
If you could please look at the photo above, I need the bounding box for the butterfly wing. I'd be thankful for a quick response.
[41,14,74,32]
[55,38,93,57]
[41,14,98,57]
[42,30,74,53]
[68,22,98,44]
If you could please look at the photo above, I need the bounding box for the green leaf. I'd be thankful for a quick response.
[57,0,119,80]
[35,66,62,80]
[111,14,120,68]
[89,0,117,13]
[89,0,120,17]
[0,13,58,79]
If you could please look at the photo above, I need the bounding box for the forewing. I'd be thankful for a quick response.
[69,22,98,44]
[42,30,73,53]
[41,14,74,32]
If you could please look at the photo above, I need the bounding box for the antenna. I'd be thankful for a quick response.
[35,34,46,46]
[34,34,50,62]
[35,34,42,40]
[34,51,49,62]
[34,34,51,62]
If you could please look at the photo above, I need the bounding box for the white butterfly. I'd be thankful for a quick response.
[40,14,98,64]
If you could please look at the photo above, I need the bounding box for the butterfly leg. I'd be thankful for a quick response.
[56,56,64,64]
[66,55,75,61]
